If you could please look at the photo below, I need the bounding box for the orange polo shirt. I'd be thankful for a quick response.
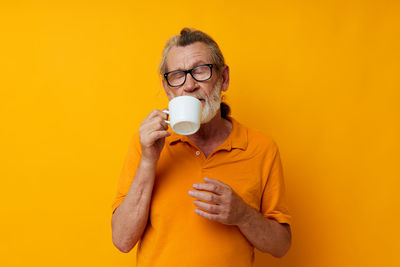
[112,117,291,267]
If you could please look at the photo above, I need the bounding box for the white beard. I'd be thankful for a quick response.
[169,79,223,124]
[199,79,222,123]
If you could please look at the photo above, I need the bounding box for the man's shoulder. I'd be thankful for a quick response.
[232,118,279,152]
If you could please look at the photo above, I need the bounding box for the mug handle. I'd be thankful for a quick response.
[162,110,170,125]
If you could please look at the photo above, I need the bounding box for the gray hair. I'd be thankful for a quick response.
[159,28,226,75]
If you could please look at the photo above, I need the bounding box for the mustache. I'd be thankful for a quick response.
[183,93,207,100]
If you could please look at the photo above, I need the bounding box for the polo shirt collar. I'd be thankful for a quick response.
[167,117,248,151]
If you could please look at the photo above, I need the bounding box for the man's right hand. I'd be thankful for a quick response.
[139,109,171,164]
[112,109,169,253]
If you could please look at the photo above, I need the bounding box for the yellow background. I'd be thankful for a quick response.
[1,0,399,266]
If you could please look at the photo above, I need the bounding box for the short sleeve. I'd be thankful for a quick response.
[111,132,142,214]
[260,144,292,226]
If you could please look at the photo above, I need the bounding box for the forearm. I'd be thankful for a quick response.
[237,206,291,257]
[111,159,156,253]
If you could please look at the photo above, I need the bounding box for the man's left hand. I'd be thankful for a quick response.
[188,177,250,226]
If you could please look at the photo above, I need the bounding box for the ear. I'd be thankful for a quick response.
[162,79,173,100]
[221,65,230,92]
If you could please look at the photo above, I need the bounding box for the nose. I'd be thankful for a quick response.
[182,73,198,93]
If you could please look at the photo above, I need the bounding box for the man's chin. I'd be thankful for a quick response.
[200,109,220,124]
[200,113,213,124]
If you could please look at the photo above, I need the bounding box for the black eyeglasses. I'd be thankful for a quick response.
[163,64,213,87]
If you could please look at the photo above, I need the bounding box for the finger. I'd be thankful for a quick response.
[153,111,169,130]
[146,117,168,132]
[157,109,169,120]
[192,182,223,195]
[188,190,221,204]
[161,108,169,117]
[149,130,171,141]
[194,208,220,222]
[146,117,168,131]
[194,200,221,214]
[146,109,160,120]
[158,118,169,131]
[203,177,228,188]
[146,109,168,121]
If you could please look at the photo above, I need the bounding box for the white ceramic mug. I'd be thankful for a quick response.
[163,96,201,135]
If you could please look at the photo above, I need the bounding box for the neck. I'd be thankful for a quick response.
[188,110,232,144]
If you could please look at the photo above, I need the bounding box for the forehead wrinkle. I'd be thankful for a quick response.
[165,43,212,72]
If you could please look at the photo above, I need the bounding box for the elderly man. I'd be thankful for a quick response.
[111,28,292,266]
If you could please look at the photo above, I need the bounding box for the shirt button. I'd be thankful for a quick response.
[195,151,201,156]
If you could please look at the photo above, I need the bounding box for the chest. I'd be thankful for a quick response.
[151,149,266,225]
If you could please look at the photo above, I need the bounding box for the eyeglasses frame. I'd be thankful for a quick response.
[163,63,213,87]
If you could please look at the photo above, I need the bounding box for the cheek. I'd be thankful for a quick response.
[203,88,214,100]
[166,89,177,99]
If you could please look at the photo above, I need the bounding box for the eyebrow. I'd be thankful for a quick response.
[169,60,208,72]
